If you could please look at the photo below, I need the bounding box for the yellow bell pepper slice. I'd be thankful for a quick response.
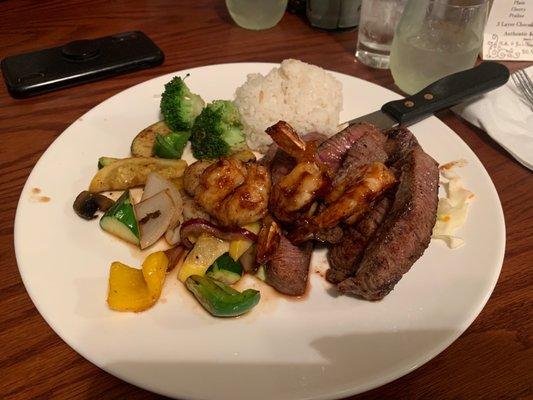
[142,251,169,299]
[178,234,229,282]
[228,222,261,261]
[107,251,169,312]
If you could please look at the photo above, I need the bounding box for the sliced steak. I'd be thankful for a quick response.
[337,146,439,300]
[326,195,392,283]
[317,123,379,172]
[302,132,329,144]
[385,126,419,166]
[325,125,421,285]
[334,127,388,185]
[265,234,313,296]
[288,220,344,244]
[314,225,344,243]
[322,126,392,281]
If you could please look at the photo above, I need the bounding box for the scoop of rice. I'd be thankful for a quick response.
[234,59,343,152]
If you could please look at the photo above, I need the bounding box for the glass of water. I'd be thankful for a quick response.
[389,0,489,94]
[355,0,408,69]
[226,0,288,30]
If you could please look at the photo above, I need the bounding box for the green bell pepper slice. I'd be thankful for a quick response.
[185,275,260,317]
[153,132,190,159]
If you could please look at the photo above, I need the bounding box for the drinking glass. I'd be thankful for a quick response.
[307,0,362,30]
[389,0,489,94]
[226,0,288,30]
[355,0,408,69]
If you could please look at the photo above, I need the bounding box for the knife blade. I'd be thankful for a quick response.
[345,109,398,131]
[345,62,510,131]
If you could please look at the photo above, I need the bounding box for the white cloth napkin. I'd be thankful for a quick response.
[453,66,533,171]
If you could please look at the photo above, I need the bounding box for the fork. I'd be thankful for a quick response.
[511,69,533,106]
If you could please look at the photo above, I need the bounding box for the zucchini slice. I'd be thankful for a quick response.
[100,190,139,245]
[131,121,173,157]
[89,157,187,192]
[206,253,243,285]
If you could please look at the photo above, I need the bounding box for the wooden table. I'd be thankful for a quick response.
[1,1,531,399]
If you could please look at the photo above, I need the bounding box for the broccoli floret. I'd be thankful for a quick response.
[190,100,247,159]
[160,76,205,131]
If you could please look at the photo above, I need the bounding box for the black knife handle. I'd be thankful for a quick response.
[381,62,510,125]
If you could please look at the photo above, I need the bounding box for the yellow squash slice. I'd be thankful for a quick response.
[89,157,187,192]
[178,234,230,282]
[228,222,261,261]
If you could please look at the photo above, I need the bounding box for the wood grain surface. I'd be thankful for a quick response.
[0,1,531,399]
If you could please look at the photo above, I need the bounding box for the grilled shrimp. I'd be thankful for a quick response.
[183,157,271,227]
[288,162,397,244]
[314,162,397,228]
[266,121,329,223]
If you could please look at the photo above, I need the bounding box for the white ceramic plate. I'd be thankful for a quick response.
[15,63,505,400]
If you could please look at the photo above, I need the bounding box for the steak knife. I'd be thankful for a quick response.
[346,62,510,130]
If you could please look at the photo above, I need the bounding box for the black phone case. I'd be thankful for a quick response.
[1,31,164,98]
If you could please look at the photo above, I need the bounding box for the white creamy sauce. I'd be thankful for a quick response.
[432,159,475,249]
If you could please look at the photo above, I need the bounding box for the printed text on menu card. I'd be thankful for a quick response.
[483,0,533,61]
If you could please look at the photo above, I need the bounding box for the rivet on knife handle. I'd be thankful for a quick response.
[382,62,510,126]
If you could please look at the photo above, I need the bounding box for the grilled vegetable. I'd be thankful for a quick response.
[190,100,247,159]
[100,190,139,245]
[141,172,184,244]
[153,132,190,159]
[164,246,187,272]
[255,265,266,282]
[206,253,243,285]
[89,157,187,192]
[107,251,169,312]
[185,275,260,317]
[73,191,114,220]
[239,244,258,273]
[131,121,173,157]
[177,234,229,282]
[180,219,258,249]
[256,217,281,265]
[161,76,205,131]
[228,222,261,261]
[135,189,175,249]
[232,149,257,163]
[98,157,119,169]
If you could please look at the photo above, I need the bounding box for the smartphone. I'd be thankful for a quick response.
[1,31,164,98]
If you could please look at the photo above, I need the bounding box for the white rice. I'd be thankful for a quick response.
[234,59,343,152]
